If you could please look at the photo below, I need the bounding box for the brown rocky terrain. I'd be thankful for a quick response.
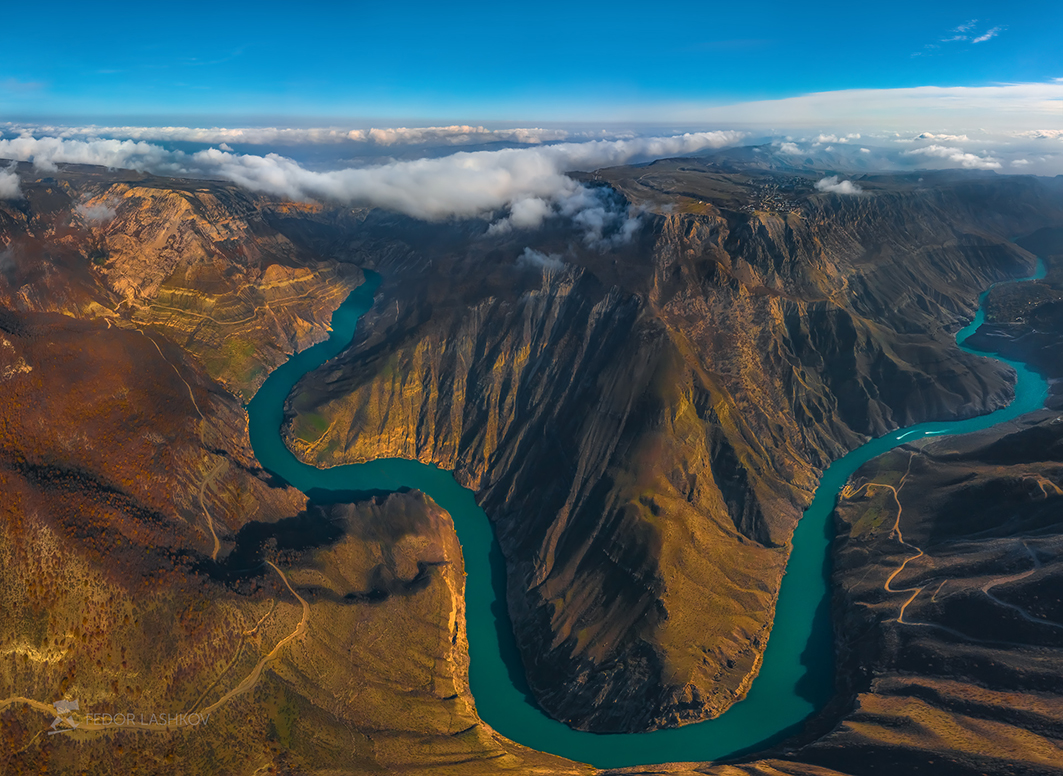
[624,248,1063,774]
[283,168,1063,732]
[0,163,363,398]
[0,315,582,773]
[967,227,1063,410]
[2,159,1063,775]
[0,166,587,775]
[783,411,1063,776]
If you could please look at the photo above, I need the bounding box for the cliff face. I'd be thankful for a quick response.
[678,260,1063,775]
[284,172,1063,732]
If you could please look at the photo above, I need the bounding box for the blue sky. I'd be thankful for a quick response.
[0,2,1061,242]
[1,0,1060,121]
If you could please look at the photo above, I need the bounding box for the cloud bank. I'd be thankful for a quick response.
[1,123,581,148]
[902,144,1002,169]
[895,132,970,143]
[686,80,1063,130]
[0,131,744,242]
[1017,129,1063,140]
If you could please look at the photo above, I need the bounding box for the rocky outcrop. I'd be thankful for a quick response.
[284,172,1063,732]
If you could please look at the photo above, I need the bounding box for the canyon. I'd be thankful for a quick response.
[283,165,1063,732]
[0,157,1061,774]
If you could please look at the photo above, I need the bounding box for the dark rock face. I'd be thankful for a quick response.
[716,223,1063,776]
[284,171,1063,732]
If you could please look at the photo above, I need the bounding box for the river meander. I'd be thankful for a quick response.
[246,259,1047,768]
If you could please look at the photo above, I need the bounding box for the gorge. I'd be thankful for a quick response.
[1,159,1062,775]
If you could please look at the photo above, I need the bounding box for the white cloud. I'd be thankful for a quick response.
[362,125,569,146]
[555,186,643,249]
[0,136,172,173]
[1011,159,1030,166]
[0,167,21,199]
[895,132,971,143]
[902,144,1002,169]
[0,131,743,244]
[972,26,1003,43]
[778,142,801,154]
[517,248,565,271]
[814,133,856,144]
[860,147,871,153]
[1016,129,1063,140]
[815,176,862,195]
[941,20,977,42]
[487,197,554,234]
[683,80,1063,130]
[1,122,575,148]
[75,202,117,223]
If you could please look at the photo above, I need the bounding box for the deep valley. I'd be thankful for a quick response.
[1,155,1062,775]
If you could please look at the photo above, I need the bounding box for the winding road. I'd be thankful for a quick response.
[848,457,1061,639]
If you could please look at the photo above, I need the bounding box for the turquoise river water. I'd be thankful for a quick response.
[245,259,1047,769]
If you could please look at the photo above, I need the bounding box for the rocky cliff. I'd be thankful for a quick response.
[283,170,1063,732]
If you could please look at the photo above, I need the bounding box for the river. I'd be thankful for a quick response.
[245,258,1047,769]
